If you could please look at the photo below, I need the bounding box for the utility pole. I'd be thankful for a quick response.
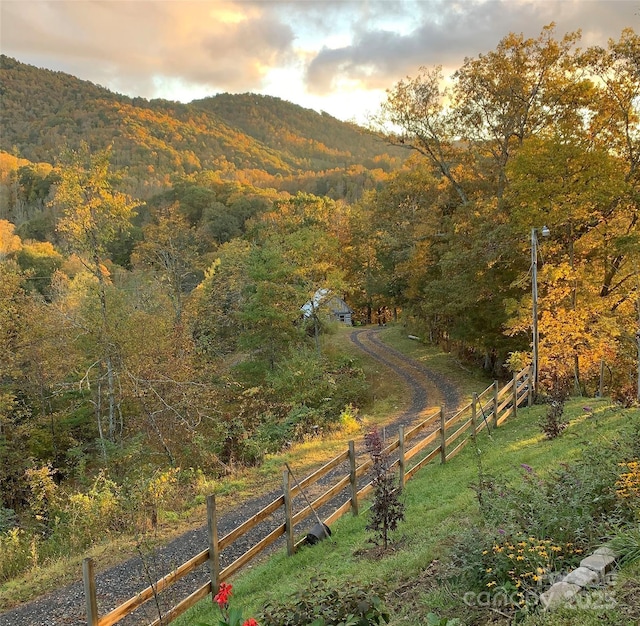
[531,226,550,396]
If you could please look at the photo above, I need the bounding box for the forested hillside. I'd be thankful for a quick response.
[0,55,403,200]
[193,92,391,167]
[1,25,639,599]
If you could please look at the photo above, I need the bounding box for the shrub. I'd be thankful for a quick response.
[451,417,640,620]
[539,377,569,439]
[0,528,35,583]
[475,442,631,549]
[448,526,583,618]
[119,467,183,533]
[259,577,390,626]
[612,382,637,408]
[266,351,369,432]
[255,406,321,453]
[364,429,405,550]
[480,533,581,600]
[24,463,58,527]
[54,470,124,547]
[0,504,18,532]
[0,467,121,582]
[339,404,362,435]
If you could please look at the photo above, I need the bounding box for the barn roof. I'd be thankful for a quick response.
[301,289,353,317]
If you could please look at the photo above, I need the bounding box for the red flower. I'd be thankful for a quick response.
[243,619,259,626]
[214,582,233,607]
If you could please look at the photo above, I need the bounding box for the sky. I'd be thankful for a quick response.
[1,1,638,124]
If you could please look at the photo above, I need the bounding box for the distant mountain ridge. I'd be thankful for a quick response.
[192,93,387,166]
[0,56,402,197]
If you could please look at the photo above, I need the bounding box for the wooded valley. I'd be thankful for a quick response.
[0,24,638,591]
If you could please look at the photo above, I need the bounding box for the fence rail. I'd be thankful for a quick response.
[83,365,533,626]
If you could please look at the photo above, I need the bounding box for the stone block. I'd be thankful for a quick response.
[539,581,582,610]
[563,566,598,588]
[580,553,616,581]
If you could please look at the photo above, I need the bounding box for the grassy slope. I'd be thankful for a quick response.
[178,329,638,626]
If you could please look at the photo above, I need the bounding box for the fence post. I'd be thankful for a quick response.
[439,406,446,464]
[348,440,359,516]
[398,425,405,489]
[493,380,499,428]
[283,469,294,556]
[512,372,518,419]
[83,557,99,626]
[471,393,477,437]
[207,494,220,593]
[528,364,534,406]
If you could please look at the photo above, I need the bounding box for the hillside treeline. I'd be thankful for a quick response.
[0,24,638,585]
[0,55,403,201]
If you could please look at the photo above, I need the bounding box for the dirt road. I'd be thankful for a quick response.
[0,328,461,626]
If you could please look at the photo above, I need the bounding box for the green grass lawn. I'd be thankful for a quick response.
[179,394,639,626]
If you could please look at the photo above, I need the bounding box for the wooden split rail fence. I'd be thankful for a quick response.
[83,365,533,626]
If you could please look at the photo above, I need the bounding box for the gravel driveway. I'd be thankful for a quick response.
[0,328,462,626]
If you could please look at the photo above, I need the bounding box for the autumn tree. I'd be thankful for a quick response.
[0,255,73,509]
[344,194,383,324]
[262,193,349,352]
[498,30,640,392]
[238,241,307,371]
[0,219,21,259]
[52,145,140,453]
[131,203,201,325]
[371,25,640,386]
[451,25,584,198]
[504,134,631,390]
[348,159,443,325]
[0,259,32,508]
[189,238,253,358]
[371,26,584,368]
[581,29,640,396]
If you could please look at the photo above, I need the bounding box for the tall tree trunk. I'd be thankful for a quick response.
[95,251,118,445]
[95,373,107,461]
[106,354,117,441]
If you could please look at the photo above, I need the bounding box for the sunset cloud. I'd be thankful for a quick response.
[1,0,636,122]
